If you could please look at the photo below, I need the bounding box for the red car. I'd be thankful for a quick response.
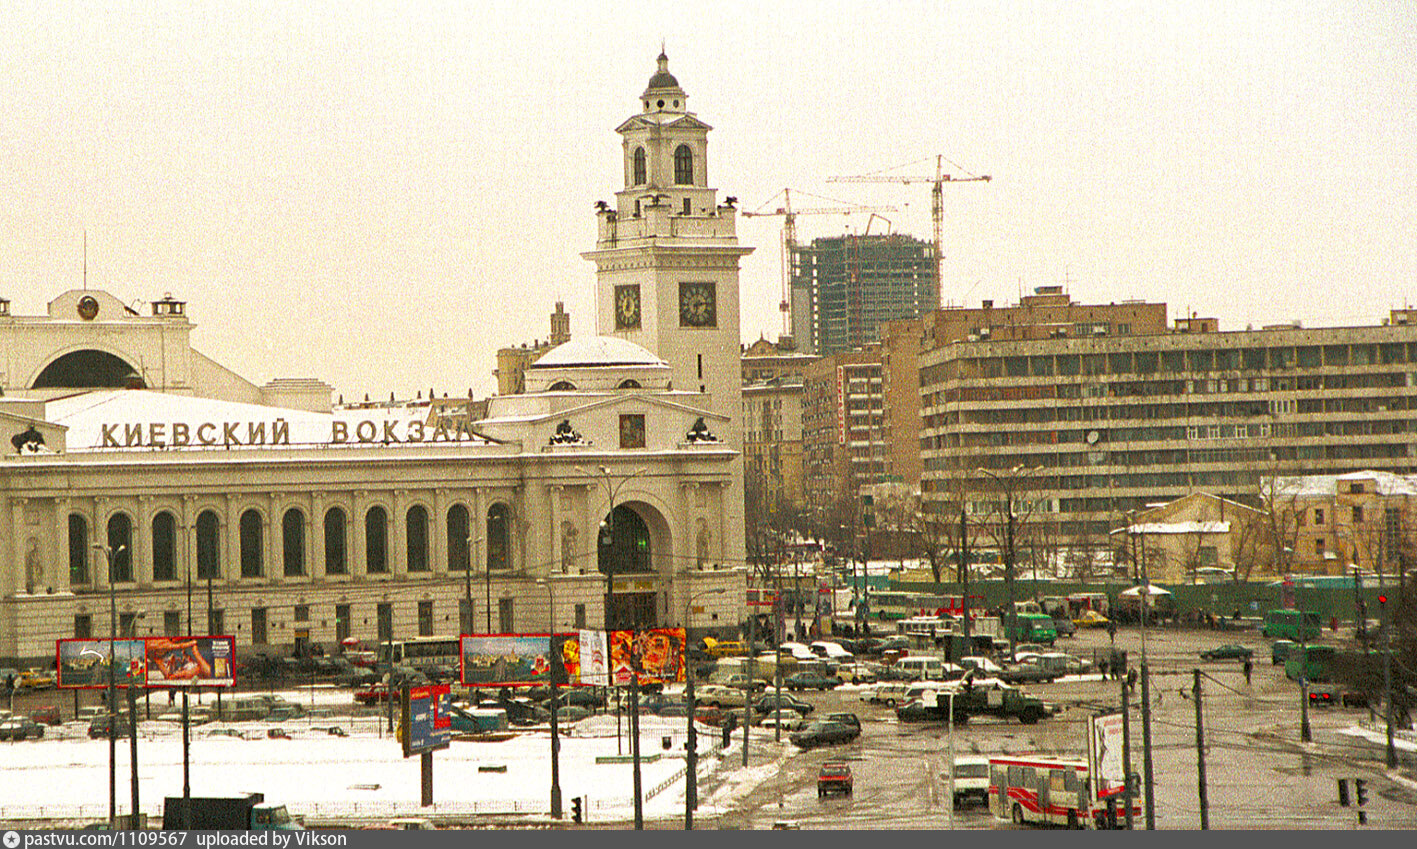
[30,706,61,726]
[354,684,394,705]
[818,761,853,797]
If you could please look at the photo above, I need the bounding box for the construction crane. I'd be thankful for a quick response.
[741,188,896,337]
[828,155,990,305]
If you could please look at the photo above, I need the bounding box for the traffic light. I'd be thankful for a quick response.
[571,796,583,824]
[1337,778,1350,806]
[1355,779,1368,807]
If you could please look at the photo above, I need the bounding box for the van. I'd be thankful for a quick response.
[896,656,946,681]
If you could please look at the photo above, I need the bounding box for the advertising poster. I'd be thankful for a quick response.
[55,638,147,689]
[1089,711,1126,797]
[609,628,685,686]
[460,634,567,687]
[145,636,236,688]
[401,684,453,758]
[579,629,609,687]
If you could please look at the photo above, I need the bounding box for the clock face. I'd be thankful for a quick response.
[678,282,716,328]
[614,285,641,330]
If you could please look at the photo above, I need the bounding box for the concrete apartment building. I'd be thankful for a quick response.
[790,233,936,356]
[801,346,886,526]
[920,308,1417,562]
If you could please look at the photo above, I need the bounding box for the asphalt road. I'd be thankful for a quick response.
[699,626,1417,830]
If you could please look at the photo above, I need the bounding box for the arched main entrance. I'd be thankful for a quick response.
[32,350,143,389]
[598,502,668,629]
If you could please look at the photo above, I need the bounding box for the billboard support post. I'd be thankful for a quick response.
[421,751,433,807]
[92,542,124,831]
[182,690,192,829]
[128,683,139,825]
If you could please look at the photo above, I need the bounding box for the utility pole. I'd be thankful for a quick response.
[1193,669,1208,830]
[959,503,971,660]
[744,597,755,767]
[1382,593,1396,768]
[1138,536,1156,830]
[1120,650,1135,830]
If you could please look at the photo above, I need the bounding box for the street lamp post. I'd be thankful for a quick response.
[93,543,125,830]
[534,579,563,819]
[575,464,649,830]
[465,535,483,634]
[684,586,726,829]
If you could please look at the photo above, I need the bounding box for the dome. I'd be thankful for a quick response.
[643,52,682,93]
[530,336,667,370]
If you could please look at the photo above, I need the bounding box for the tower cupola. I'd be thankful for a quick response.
[641,51,687,114]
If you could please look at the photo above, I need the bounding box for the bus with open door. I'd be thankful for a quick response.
[989,754,1139,829]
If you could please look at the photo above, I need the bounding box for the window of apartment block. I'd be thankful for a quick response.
[418,601,434,637]
[1352,505,1364,523]
[498,598,514,634]
[75,614,92,640]
[119,613,138,638]
[1315,538,1325,555]
[1314,509,1324,525]
[459,599,473,635]
[208,608,224,636]
[574,604,587,629]
[164,611,182,637]
[294,604,310,622]
[252,608,268,645]
[1324,345,1349,367]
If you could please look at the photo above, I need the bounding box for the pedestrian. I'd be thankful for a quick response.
[1243,658,1253,686]
[1099,656,1109,680]
[1127,668,1138,695]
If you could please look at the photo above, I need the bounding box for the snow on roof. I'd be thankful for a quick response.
[530,336,667,369]
[1270,471,1417,497]
[1124,521,1231,535]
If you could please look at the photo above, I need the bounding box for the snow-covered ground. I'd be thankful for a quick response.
[0,699,795,826]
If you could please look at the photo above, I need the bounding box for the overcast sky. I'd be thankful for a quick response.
[3,2,1414,401]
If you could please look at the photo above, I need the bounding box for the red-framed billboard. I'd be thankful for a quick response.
[459,633,578,687]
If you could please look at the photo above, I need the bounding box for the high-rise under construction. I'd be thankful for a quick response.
[790,233,936,355]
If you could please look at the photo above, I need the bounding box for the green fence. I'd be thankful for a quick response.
[888,578,1398,623]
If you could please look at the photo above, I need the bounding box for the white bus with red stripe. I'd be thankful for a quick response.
[988,755,1139,829]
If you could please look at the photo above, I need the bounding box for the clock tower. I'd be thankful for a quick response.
[583,51,751,564]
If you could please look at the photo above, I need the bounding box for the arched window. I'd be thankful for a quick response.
[406,505,430,572]
[674,145,693,185]
[616,379,642,389]
[106,513,133,582]
[196,511,220,579]
[68,514,89,584]
[597,505,652,575]
[632,147,647,185]
[548,380,577,392]
[282,509,305,577]
[324,507,347,575]
[240,510,263,578]
[486,503,511,572]
[366,506,388,574]
[152,511,177,581]
[447,504,471,571]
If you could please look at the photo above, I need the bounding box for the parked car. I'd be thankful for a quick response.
[865,682,912,707]
[29,706,61,726]
[959,656,1006,676]
[817,761,854,796]
[1200,644,1254,661]
[753,693,814,717]
[834,663,879,685]
[0,716,45,740]
[821,712,861,739]
[719,674,767,693]
[1050,616,1077,638]
[354,684,395,705]
[87,713,132,739]
[703,639,747,658]
[789,720,856,749]
[758,715,810,733]
[693,684,747,710]
[785,671,839,692]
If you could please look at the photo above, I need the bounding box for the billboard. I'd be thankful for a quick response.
[55,639,147,689]
[459,634,578,687]
[579,629,609,687]
[401,684,453,757]
[1088,711,1127,798]
[145,637,236,688]
[610,628,685,686]
[57,637,236,689]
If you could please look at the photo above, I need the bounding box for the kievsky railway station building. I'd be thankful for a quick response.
[0,54,749,666]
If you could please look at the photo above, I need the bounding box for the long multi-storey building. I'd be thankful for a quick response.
[920,309,1417,552]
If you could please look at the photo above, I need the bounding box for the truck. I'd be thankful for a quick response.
[899,676,1051,725]
[162,794,303,831]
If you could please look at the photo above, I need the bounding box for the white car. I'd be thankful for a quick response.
[943,755,991,807]
[693,684,747,709]
[864,682,911,707]
[960,656,1005,676]
[810,641,855,663]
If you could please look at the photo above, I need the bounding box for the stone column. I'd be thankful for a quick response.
[136,495,153,585]
[549,485,564,574]
[311,492,326,579]
[432,488,448,575]
[351,491,367,579]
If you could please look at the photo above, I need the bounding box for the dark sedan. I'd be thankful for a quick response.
[753,694,814,717]
[789,720,857,749]
[1199,644,1254,661]
[784,671,839,692]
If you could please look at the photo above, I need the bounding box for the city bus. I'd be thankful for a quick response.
[1261,609,1322,642]
[873,592,984,622]
[989,754,1139,829]
[1284,644,1337,683]
[376,636,462,675]
[1007,612,1059,646]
